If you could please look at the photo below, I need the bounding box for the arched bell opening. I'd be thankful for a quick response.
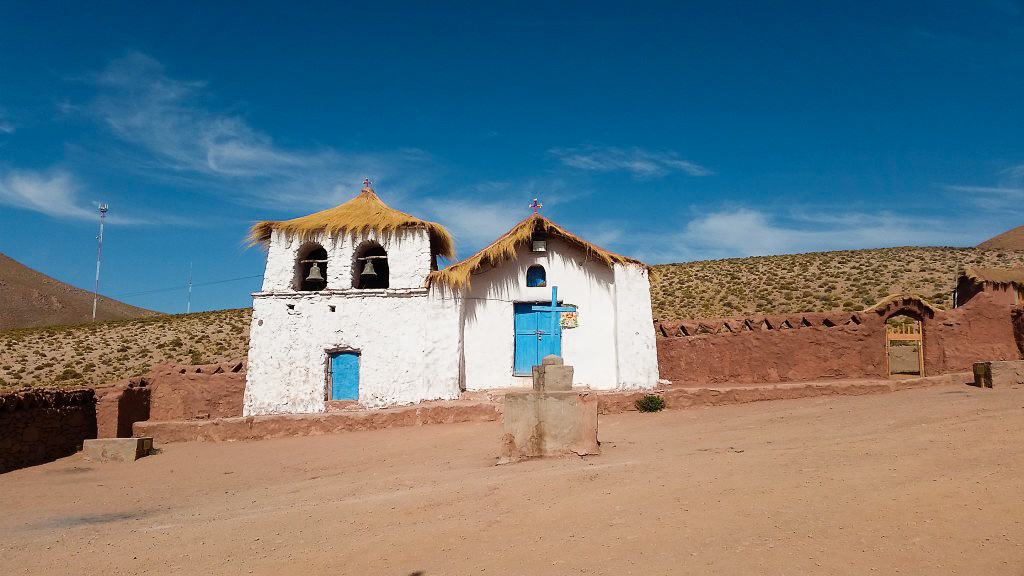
[295,243,328,292]
[353,242,389,289]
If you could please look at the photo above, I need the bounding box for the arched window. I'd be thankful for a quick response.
[295,243,328,291]
[353,242,389,289]
[526,265,546,287]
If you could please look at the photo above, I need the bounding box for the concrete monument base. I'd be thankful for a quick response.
[499,391,599,464]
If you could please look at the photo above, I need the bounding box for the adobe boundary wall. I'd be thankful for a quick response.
[96,359,246,438]
[656,292,1023,386]
[0,387,96,473]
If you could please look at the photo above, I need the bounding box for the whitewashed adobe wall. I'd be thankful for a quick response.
[459,238,657,390]
[244,228,460,415]
[260,228,432,292]
[612,264,659,388]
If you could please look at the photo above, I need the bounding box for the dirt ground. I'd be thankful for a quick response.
[2,383,1022,576]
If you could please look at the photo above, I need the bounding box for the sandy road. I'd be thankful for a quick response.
[1,382,1022,575]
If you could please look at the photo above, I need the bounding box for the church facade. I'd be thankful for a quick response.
[242,183,658,415]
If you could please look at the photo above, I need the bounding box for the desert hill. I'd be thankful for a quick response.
[651,246,1024,320]
[0,253,159,330]
[0,308,250,388]
[5,245,1024,389]
[977,225,1024,250]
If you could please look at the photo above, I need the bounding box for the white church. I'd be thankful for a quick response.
[242,182,658,415]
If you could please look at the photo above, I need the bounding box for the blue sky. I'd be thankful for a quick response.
[2,1,1023,313]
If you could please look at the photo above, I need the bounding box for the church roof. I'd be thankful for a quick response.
[961,266,1024,287]
[427,213,646,290]
[247,185,455,259]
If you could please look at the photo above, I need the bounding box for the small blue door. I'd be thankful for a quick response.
[513,303,561,376]
[330,352,359,400]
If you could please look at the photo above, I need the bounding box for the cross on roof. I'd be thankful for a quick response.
[529,198,542,214]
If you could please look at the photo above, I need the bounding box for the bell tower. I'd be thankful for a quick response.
[244,181,458,415]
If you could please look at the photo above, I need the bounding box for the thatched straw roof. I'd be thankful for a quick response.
[427,213,646,291]
[962,266,1024,287]
[247,185,454,258]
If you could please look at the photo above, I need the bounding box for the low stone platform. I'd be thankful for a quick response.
[134,373,968,444]
[134,401,499,443]
[83,437,154,462]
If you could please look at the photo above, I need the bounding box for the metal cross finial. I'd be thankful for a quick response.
[530,198,542,214]
[363,178,371,190]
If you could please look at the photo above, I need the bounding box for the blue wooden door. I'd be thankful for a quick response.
[330,352,359,400]
[513,303,561,375]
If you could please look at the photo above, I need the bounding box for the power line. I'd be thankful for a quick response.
[111,274,263,298]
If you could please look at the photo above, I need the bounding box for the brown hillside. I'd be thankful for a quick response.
[652,246,1024,320]
[977,225,1024,250]
[0,253,158,330]
[0,308,251,389]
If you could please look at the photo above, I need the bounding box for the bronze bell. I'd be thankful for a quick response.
[360,259,377,277]
[305,262,325,283]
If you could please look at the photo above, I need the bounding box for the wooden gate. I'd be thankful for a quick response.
[886,322,923,377]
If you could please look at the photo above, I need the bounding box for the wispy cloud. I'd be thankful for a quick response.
[84,52,435,210]
[0,108,12,135]
[0,169,97,220]
[425,198,523,254]
[548,145,712,178]
[627,207,984,264]
[0,166,175,225]
[943,185,1024,195]
[415,180,566,255]
[944,184,1024,208]
[943,168,1024,215]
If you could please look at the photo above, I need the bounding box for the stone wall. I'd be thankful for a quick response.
[0,387,96,473]
[656,293,1023,386]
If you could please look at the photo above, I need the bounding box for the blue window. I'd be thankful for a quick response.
[513,303,561,376]
[526,265,546,287]
[329,351,359,400]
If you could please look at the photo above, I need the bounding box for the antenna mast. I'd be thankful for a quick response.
[187,261,193,313]
[92,204,109,322]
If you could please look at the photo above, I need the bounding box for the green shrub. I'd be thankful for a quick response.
[635,394,666,413]
[54,368,82,381]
